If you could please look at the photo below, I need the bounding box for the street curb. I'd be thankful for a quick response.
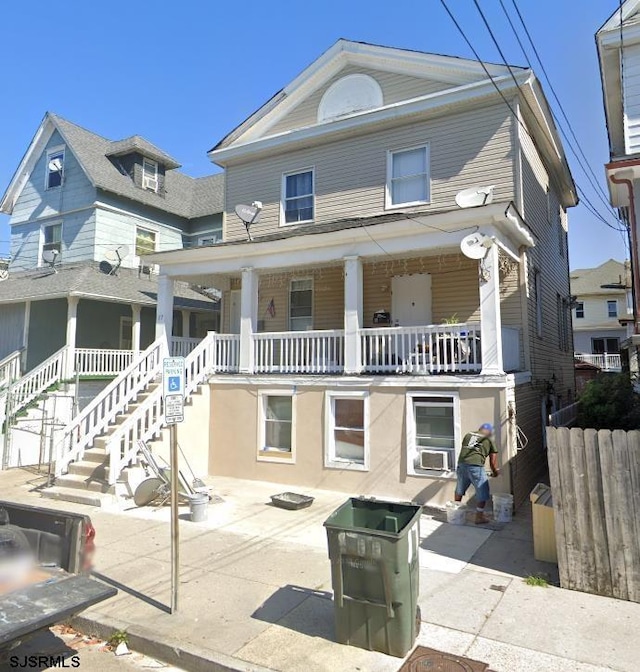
[69,612,277,672]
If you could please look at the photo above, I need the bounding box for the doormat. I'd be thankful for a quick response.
[397,646,493,672]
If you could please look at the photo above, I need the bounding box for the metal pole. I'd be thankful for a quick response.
[170,422,179,613]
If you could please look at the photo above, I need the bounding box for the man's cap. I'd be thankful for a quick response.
[479,423,494,433]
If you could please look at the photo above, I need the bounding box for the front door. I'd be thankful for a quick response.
[391,274,432,326]
[119,316,133,350]
[229,290,241,334]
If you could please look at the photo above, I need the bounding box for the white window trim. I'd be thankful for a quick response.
[575,301,584,319]
[405,391,460,478]
[142,158,159,192]
[45,146,65,191]
[324,390,369,471]
[257,389,296,463]
[607,299,618,318]
[289,277,314,331]
[39,221,63,266]
[280,168,315,227]
[134,225,158,258]
[385,143,431,210]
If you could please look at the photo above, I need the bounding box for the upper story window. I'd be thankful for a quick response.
[142,158,159,192]
[282,170,314,225]
[575,301,584,319]
[42,222,62,256]
[289,278,313,331]
[135,227,156,257]
[386,145,430,208]
[46,148,65,189]
[607,299,618,318]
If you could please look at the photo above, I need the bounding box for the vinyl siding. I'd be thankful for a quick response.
[267,65,453,136]
[224,101,515,241]
[26,299,67,370]
[623,43,640,154]
[0,303,25,360]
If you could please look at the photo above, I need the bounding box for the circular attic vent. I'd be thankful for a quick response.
[317,74,383,123]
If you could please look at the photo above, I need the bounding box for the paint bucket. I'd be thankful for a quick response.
[189,493,209,522]
[445,501,467,525]
[492,493,514,523]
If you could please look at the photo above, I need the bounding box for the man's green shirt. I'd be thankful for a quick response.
[458,431,498,467]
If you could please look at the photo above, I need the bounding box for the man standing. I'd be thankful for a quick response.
[454,423,500,524]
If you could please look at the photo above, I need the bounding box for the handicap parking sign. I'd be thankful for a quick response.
[163,358,185,423]
[168,376,181,392]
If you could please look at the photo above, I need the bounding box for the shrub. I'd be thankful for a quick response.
[576,373,640,430]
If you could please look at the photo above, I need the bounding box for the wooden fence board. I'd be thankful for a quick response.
[627,431,640,603]
[546,427,571,589]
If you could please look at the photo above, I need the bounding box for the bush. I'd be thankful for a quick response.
[577,373,640,430]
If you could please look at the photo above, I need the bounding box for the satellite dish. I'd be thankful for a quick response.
[460,233,491,260]
[455,185,495,209]
[48,158,63,173]
[104,245,129,275]
[42,249,59,272]
[235,202,262,241]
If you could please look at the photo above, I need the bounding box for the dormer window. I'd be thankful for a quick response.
[46,148,65,189]
[142,158,158,192]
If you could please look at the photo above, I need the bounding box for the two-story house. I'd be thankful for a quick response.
[571,259,631,372]
[146,40,577,507]
[0,113,222,378]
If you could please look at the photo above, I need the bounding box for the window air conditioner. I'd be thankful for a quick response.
[419,449,449,471]
[143,176,158,192]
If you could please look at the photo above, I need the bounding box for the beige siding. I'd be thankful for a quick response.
[267,65,452,136]
[224,102,515,241]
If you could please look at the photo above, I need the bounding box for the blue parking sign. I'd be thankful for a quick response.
[168,376,181,392]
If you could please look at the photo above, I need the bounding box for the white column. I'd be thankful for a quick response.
[131,304,142,353]
[181,309,190,338]
[479,244,504,375]
[343,256,363,374]
[239,267,258,374]
[155,274,174,354]
[65,296,80,378]
[21,300,31,373]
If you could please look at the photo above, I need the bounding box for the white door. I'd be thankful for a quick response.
[391,274,432,326]
[229,290,241,334]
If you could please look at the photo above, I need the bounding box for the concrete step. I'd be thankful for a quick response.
[83,448,108,463]
[67,461,108,479]
[55,473,115,494]
[41,486,114,508]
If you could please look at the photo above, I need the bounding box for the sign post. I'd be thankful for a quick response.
[162,357,185,614]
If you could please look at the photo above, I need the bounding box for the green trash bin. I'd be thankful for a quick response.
[323,497,422,658]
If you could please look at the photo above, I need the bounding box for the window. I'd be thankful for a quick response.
[325,392,368,470]
[289,278,313,331]
[575,301,584,319]
[592,337,620,354]
[607,300,618,318]
[135,227,156,256]
[534,269,543,337]
[406,394,459,476]
[46,148,64,189]
[258,392,295,461]
[142,158,158,192]
[282,170,314,224]
[197,234,220,246]
[387,145,430,207]
[42,223,62,260]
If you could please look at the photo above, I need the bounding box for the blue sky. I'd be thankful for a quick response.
[0,0,625,269]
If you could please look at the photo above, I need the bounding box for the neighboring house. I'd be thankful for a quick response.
[147,40,577,507]
[0,113,223,376]
[570,259,631,372]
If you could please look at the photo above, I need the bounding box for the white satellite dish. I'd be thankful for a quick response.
[48,158,63,173]
[455,185,495,209]
[42,248,59,273]
[104,245,129,274]
[460,233,491,260]
[235,202,262,241]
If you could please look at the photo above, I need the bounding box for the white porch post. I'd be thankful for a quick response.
[21,300,31,373]
[479,244,504,375]
[181,309,190,338]
[239,267,258,374]
[156,274,174,354]
[65,296,79,379]
[131,304,142,353]
[344,256,363,374]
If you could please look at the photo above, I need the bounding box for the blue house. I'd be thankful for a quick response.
[0,113,223,376]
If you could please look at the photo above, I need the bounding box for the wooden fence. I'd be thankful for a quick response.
[547,427,640,602]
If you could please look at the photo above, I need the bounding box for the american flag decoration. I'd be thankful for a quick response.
[267,298,276,318]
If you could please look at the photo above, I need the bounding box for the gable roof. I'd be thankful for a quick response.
[570,259,628,295]
[105,135,181,169]
[0,113,224,219]
[598,0,640,34]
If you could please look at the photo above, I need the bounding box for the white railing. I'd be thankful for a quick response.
[212,334,240,373]
[54,338,164,477]
[170,337,202,358]
[360,324,481,374]
[502,327,522,372]
[0,350,21,390]
[549,402,579,428]
[75,348,135,377]
[253,330,344,374]
[106,333,218,484]
[574,353,622,371]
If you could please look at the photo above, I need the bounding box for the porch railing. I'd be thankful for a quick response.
[0,350,21,390]
[574,353,622,371]
[75,348,135,377]
[253,330,345,374]
[212,334,240,373]
[360,324,481,374]
[170,337,202,358]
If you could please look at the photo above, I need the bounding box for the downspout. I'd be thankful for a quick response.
[609,174,640,334]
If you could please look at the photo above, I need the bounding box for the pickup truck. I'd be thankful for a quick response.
[0,500,116,658]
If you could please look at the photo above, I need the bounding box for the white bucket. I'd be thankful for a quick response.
[445,501,467,525]
[492,493,514,523]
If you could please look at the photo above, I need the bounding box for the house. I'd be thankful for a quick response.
[141,39,577,508]
[570,259,631,372]
[0,113,223,379]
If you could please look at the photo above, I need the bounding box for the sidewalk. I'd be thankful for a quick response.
[1,468,638,672]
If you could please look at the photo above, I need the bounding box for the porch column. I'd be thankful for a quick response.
[131,304,142,353]
[239,267,258,374]
[65,296,80,379]
[181,309,190,338]
[155,274,174,354]
[479,244,504,375]
[343,256,363,374]
[21,300,31,373]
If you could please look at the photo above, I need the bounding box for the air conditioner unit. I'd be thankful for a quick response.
[143,176,158,192]
[419,449,449,471]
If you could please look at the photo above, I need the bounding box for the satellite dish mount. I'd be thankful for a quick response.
[234,201,262,241]
[42,249,59,273]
